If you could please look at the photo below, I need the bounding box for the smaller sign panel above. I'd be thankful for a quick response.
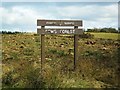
[37,20,82,26]
[37,28,83,34]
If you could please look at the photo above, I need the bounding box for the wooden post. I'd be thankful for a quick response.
[41,26,45,67]
[37,20,83,71]
[74,26,78,70]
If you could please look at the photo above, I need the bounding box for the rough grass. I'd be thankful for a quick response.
[2,33,120,88]
[88,32,119,40]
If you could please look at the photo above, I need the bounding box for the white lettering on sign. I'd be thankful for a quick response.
[46,21,75,25]
[60,30,75,34]
[45,29,57,34]
[64,22,74,25]
[46,22,56,24]
[45,29,75,34]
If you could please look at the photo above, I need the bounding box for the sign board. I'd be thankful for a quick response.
[37,20,82,26]
[37,19,83,70]
[37,28,83,34]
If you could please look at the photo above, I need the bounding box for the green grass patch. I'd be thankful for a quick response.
[88,32,119,40]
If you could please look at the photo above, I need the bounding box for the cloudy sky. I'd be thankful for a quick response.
[0,2,119,32]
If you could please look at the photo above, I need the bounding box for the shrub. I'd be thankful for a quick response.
[48,49,57,54]
[79,33,94,39]
[33,34,39,36]
[48,49,67,57]
[57,50,67,57]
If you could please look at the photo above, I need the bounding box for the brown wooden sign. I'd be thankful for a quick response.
[37,19,83,70]
[37,28,83,34]
[37,20,82,26]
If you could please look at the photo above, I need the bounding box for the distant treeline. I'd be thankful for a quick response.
[1,28,120,34]
[1,31,26,34]
[86,28,119,33]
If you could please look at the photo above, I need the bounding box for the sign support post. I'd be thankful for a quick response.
[41,26,45,70]
[74,26,78,70]
[37,20,83,71]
